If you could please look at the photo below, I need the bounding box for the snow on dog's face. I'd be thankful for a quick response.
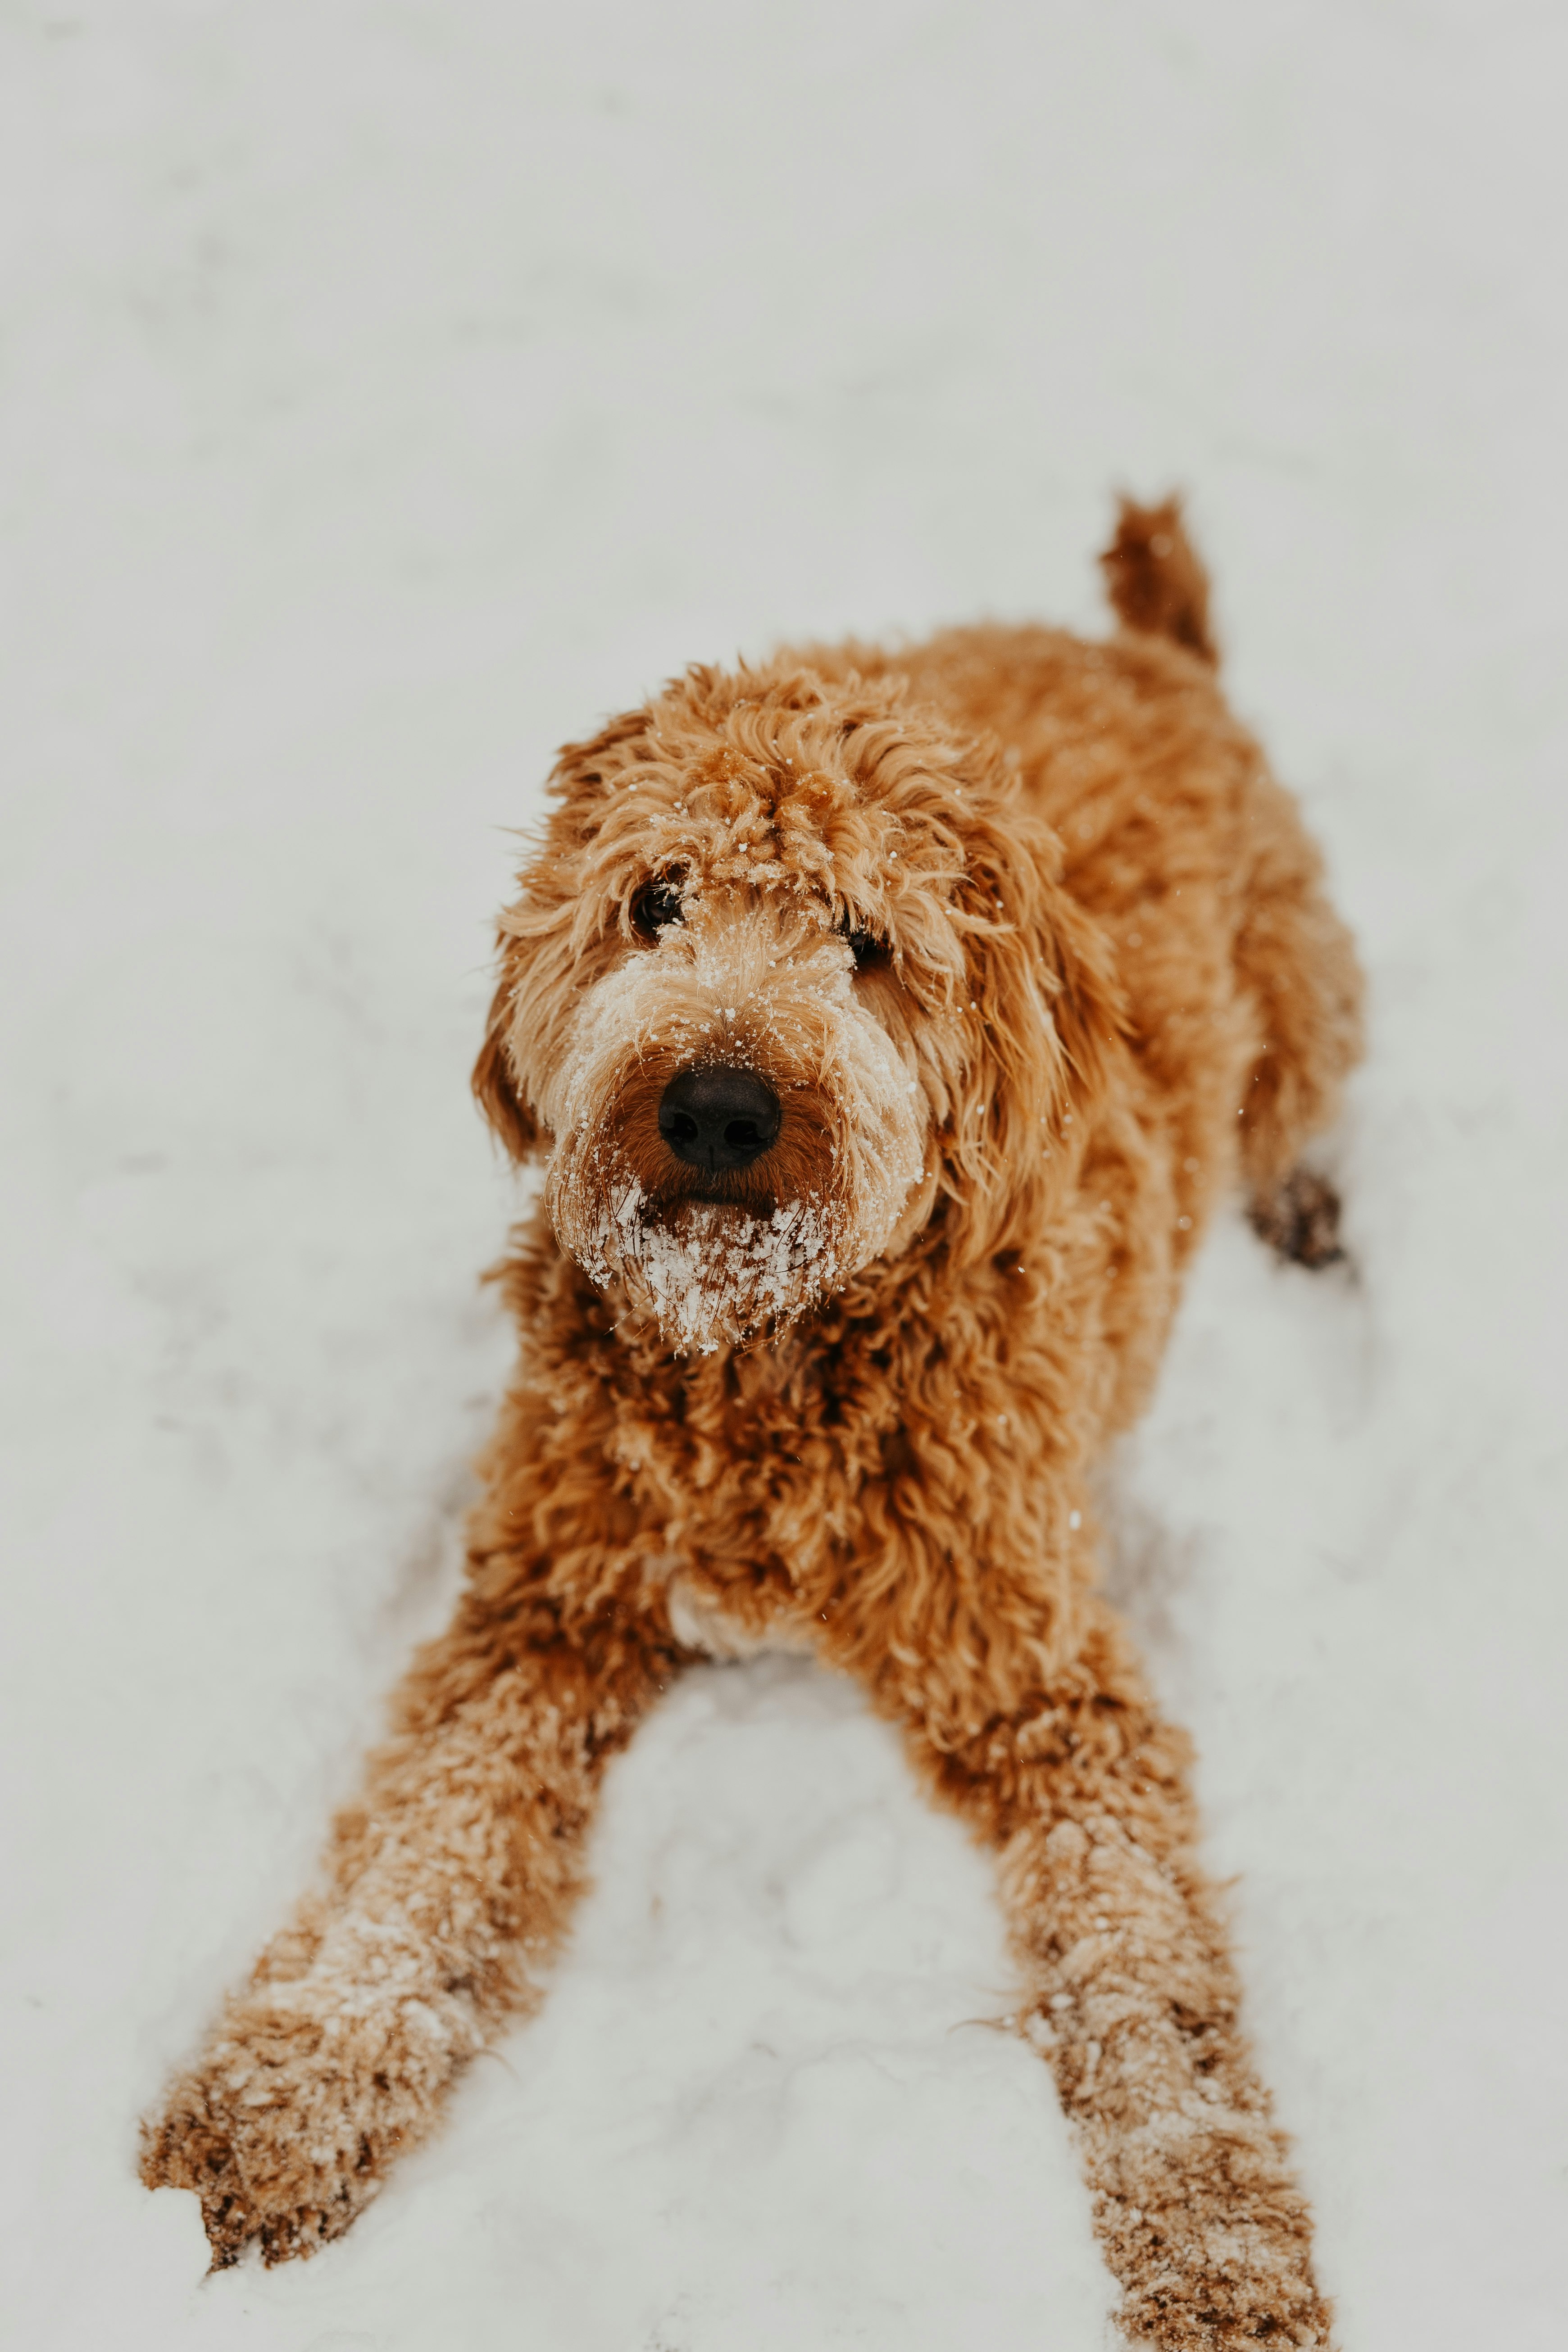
[531,883,925,1352]
[475,662,1116,1352]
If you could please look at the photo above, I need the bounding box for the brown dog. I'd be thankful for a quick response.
[143,500,1362,2350]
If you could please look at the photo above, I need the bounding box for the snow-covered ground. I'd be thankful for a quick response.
[4,4,1566,2345]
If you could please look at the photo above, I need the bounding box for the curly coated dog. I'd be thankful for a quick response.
[143,500,1363,2350]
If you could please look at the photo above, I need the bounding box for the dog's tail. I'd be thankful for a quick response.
[1099,494,1218,667]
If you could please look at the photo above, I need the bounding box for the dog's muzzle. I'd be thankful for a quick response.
[657,1065,782,1174]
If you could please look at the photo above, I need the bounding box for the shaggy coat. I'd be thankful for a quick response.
[143,502,1363,2352]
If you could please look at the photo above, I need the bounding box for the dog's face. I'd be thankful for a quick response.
[477,664,1117,1351]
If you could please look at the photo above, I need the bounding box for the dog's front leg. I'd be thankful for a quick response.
[901,1598,1334,2352]
[141,1601,670,2268]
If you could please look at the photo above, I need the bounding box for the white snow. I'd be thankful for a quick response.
[614,1194,840,1356]
[4,4,1566,2348]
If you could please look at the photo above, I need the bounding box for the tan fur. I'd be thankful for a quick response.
[143,501,1362,2348]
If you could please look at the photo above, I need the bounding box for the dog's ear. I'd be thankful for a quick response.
[472,955,545,1161]
[943,800,1125,1260]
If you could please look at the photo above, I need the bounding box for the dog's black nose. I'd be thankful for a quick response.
[658,1065,781,1173]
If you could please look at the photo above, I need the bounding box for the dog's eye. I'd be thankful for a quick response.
[634,880,686,937]
[843,923,885,971]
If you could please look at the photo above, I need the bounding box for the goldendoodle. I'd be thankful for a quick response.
[144,499,1363,2350]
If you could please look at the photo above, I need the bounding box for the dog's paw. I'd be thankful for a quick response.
[139,1998,423,2267]
[1248,1166,1347,1271]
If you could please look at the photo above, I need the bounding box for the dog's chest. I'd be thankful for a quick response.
[665,1575,816,1663]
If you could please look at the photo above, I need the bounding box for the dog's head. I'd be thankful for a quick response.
[476,661,1119,1351]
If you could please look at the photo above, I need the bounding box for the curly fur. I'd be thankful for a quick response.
[143,500,1363,2348]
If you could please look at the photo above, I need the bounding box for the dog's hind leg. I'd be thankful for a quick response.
[1100,493,1365,1247]
[1247,1163,1348,1271]
[1231,773,1364,1214]
[902,1594,1335,2351]
[140,1597,674,2268]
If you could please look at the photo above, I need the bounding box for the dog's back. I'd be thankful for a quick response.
[810,500,1363,1226]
